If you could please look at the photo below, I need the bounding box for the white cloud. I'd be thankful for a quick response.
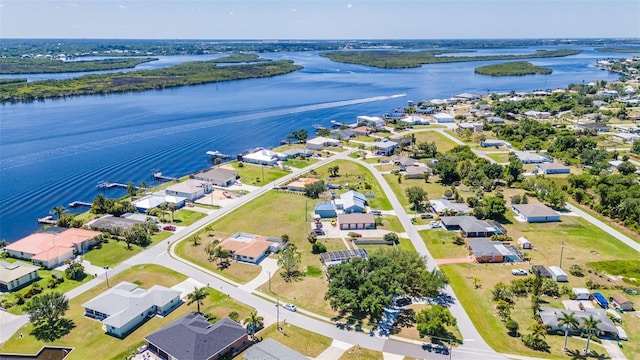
[69,3,78,7]
[229,11,234,15]
[347,3,352,9]
[119,4,126,9]
[290,8,297,12]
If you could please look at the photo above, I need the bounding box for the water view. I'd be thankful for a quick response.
[0,45,628,242]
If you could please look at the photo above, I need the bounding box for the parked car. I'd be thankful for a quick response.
[420,213,434,219]
[313,228,325,235]
[283,303,297,312]
[371,210,382,216]
[330,219,337,226]
[163,225,176,231]
[428,221,440,229]
[512,268,527,276]
[394,296,412,307]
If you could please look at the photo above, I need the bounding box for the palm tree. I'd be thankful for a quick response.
[204,239,220,262]
[187,287,208,314]
[557,312,579,350]
[49,205,68,219]
[204,225,214,237]
[191,234,201,246]
[168,203,177,222]
[583,314,601,355]
[244,311,264,341]
[528,322,547,341]
[126,181,137,198]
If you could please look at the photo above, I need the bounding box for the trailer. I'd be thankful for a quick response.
[548,266,568,282]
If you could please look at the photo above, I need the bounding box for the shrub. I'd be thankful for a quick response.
[453,236,465,245]
[505,318,519,337]
[569,264,584,277]
[312,243,327,254]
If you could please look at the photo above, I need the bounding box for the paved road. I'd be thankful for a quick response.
[565,203,640,252]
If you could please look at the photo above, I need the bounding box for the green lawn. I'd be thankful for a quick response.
[419,229,468,259]
[82,231,171,268]
[282,157,318,169]
[314,160,392,210]
[377,215,405,233]
[257,323,332,358]
[172,209,206,226]
[411,130,459,153]
[383,174,451,212]
[226,161,290,185]
[485,152,511,163]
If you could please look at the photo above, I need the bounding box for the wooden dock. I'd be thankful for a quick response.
[206,150,232,159]
[97,182,140,190]
[153,172,178,182]
[37,216,56,225]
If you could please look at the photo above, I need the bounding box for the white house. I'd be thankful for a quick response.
[513,151,549,164]
[512,204,560,223]
[432,113,454,123]
[0,260,40,292]
[83,281,182,338]
[613,133,640,143]
[192,167,238,187]
[357,115,386,129]
[242,149,286,166]
[371,139,397,156]
[165,179,211,201]
[305,136,341,151]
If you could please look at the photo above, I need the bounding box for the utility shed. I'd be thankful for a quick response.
[611,294,634,311]
[548,266,568,282]
[573,287,591,300]
[518,237,532,249]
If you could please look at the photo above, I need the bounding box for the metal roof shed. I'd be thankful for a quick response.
[548,266,568,282]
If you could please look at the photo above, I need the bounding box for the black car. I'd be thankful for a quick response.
[394,296,412,307]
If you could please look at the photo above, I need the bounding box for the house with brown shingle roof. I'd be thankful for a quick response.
[219,232,287,264]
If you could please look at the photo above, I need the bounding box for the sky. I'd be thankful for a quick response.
[0,0,638,40]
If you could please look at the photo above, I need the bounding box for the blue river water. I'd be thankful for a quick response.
[0,45,632,242]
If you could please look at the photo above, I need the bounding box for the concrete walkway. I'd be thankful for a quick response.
[0,310,28,344]
[601,340,627,360]
[314,339,352,360]
[238,258,280,292]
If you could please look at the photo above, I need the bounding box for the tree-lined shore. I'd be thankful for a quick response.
[0,57,157,74]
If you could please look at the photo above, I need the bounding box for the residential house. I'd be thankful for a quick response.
[83,281,181,338]
[218,232,287,264]
[371,139,397,156]
[165,179,211,201]
[611,294,634,311]
[392,155,418,168]
[357,115,386,129]
[241,149,286,166]
[429,199,472,215]
[399,115,430,126]
[286,178,320,192]
[481,139,511,148]
[89,215,146,233]
[337,213,376,230]
[351,126,373,136]
[329,129,355,140]
[440,216,501,238]
[524,110,551,119]
[513,151,550,164]
[512,204,560,223]
[539,307,617,338]
[536,163,570,175]
[432,113,454,123]
[335,190,367,214]
[5,228,102,269]
[577,122,609,132]
[145,314,249,360]
[283,148,312,158]
[192,167,238,187]
[132,194,186,212]
[0,260,40,292]
[314,203,337,218]
[244,339,308,360]
[597,89,619,98]
[548,266,568,282]
[486,116,506,124]
[457,122,484,133]
[467,240,515,263]
[321,249,369,266]
[404,166,429,179]
[613,133,640,142]
[305,136,341,151]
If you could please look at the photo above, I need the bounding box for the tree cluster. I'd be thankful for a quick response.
[522,176,566,209]
[324,249,447,322]
[303,180,325,199]
[91,193,135,216]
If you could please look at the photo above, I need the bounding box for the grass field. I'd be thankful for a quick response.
[314,160,392,210]
[82,231,171,268]
[339,346,383,360]
[485,152,511,163]
[257,323,332,357]
[586,260,640,286]
[226,161,290,186]
[382,174,450,212]
[411,131,459,153]
[419,229,469,259]
[282,157,318,169]
[171,209,206,226]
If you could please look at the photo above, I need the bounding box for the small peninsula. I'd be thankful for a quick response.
[0,57,157,74]
[319,49,581,69]
[474,61,552,76]
[0,58,302,103]
[594,47,640,53]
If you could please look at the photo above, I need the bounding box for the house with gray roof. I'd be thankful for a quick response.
[165,179,212,201]
[83,281,181,338]
[392,155,418,168]
[468,240,517,263]
[192,167,238,187]
[145,313,249,360]
[335,190,367,214]
[539,307,617,338]
[440,216,502,238]
[0,260,40,292]
[244,339,308,360]
[429,199,472,215]
[513,151,550,164]
[512,204,560,223]
[371,139,397,156]
[536,163,570,175]
[329,129,355,140]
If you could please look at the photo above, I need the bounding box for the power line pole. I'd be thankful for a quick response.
[559,241,565,268]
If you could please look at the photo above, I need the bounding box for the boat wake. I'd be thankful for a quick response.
[1,93,405,170]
